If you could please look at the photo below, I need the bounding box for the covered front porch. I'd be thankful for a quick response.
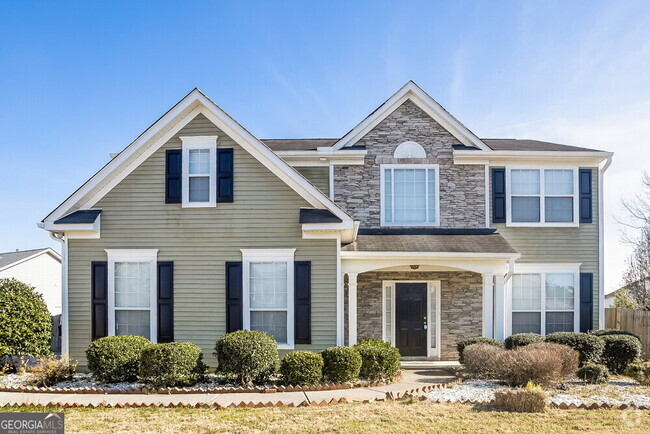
[341,233,520,360]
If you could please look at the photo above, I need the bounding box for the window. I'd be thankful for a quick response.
[510,268,578,335]
[106,249,158,342]
[181,136,217,207]
[381,164,439,226]
[241,249,295,349]
[507,168,578,226]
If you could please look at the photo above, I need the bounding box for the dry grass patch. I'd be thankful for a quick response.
[2,401,650,433]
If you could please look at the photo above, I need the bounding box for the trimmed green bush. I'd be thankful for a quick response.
[457,337,504,363]
[280,351,323,385]
[590,329,641,341]
[321,346,362,383]
[214,330,279,386]
[0,278,52,357]
[577,362,609,384]
[139,342,207,387]
[625,362,650,386]
[354,339,401,381]
[600,335,642,374]
[504,333,544,350]
[544,332,604,363]
[86,335,152,383]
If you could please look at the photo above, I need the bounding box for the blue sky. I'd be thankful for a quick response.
[1,0,649,292]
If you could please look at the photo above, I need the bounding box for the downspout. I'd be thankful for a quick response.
[598,155,613,329]
[49,231,68,356]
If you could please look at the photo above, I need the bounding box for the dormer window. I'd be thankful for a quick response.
[181,136,217,208]
[380,164,440,226]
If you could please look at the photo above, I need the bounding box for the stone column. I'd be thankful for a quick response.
[482,273,494,338]
[347,273,358,346]
[494,274,507,340]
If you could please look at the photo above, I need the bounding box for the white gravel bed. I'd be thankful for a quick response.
[428,378,650,407]
[427,380,500,403]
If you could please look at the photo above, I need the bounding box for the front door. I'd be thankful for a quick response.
[395,283,428,357]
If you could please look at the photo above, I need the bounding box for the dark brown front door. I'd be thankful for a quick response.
[395,283,427,357]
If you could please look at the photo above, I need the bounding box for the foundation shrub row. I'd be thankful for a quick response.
[82,333,401,387]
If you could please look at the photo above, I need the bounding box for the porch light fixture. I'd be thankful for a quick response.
[410,265,419,270]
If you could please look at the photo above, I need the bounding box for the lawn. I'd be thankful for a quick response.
[2,401,649,433]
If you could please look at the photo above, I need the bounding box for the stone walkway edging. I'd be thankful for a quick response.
[428,397,650,411]
[0,377,461,409]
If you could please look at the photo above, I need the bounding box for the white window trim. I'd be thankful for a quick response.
[181,135,218,208]
[382,280,441,358]
[380,164,440,227]
[241,248,296,350]
[105,249,159,343]
[507,263,581,336]
[505,165,579,227]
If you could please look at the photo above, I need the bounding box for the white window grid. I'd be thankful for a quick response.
[181,136,217,208]
[380,164,440,227]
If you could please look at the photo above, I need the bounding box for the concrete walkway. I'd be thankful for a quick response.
[0,369,457,407]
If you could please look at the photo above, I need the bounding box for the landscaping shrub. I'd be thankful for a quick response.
[493,383,547,413]
[497,345,567,387]
[456,337,503,363]
[320,346,362,382]
[85,335,152,383]
[577,362,609,384]
[527,342,579,379]
[26,355,77,387]
[544,332,605,363]
[214,330,279,386]
[279,351,323,385]
[600,335,642,374]
[139,342,207,387]
[590,329,641,341]
[354,339,401,381]
[504,333,544,350]
[0,278,52,357]
[462,343,505,379]
[625,362,650,386]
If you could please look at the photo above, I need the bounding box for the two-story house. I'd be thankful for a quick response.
[40,82,612,365]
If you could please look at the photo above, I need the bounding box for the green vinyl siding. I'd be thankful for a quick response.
[490,168,600,329]
[67,114,338,366]
[295,166,330,195]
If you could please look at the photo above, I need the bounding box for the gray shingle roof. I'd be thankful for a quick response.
[0,248,55,269]
[481,139,602,152]
[299,208,343,224]
[54,209,101,224]
[262,138,338,151]
[342,234,517,254]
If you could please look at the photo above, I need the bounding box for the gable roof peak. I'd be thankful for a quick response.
[328,81,490,151]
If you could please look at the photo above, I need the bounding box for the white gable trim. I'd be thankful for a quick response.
[0,248,61,273]
[328,81,491,151]
[42,89,353,225]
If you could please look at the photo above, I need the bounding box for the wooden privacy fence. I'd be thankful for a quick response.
[605,308,650,360]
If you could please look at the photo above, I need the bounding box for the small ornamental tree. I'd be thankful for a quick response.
[0,278,52,357]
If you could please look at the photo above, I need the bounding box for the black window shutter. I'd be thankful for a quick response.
[492,168,506,223]
[225,261,243,332]
[157,262,174,343]
[165,149,182,204]
[294,261,311,344]
[579,169,592,223]
[91,261,108,341]
[217,148,234,203]
[579,273,594,333]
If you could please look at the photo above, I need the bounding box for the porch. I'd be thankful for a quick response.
[341,232,520,360]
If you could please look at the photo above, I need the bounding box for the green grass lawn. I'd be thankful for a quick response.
[2,401,649,433]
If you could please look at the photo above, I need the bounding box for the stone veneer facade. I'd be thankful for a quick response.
[333,99,486,229]
[344,271,483,360]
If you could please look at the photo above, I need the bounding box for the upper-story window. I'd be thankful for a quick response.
[381,164,440,226]
[506,167,578,226]
[181,136,217,208]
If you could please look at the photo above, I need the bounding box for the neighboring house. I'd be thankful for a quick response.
[0,248,62,314]
[39,82,613,364]
[604,290,618,308]
[605,277,650,308]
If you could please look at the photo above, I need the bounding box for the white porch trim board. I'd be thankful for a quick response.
[347,272,358,346]
[482,273,494,338]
